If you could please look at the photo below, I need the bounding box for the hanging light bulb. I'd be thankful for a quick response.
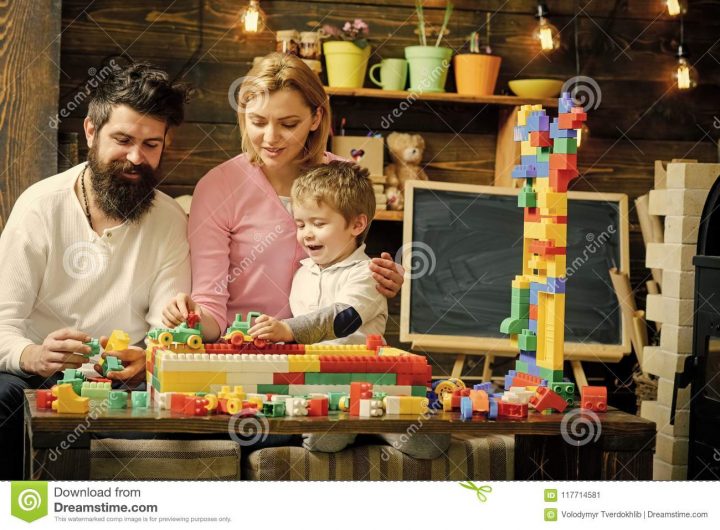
[666,0,685,16]
[673,45,699,90]
[239,0,266,34]
[576,122,591,149]
[533,3,561,52]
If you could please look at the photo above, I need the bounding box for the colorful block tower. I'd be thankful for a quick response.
[500,92,587,386]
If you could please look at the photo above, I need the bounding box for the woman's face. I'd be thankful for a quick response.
[245,88,321,170]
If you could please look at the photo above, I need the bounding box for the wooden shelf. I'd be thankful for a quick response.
[374,209,404,221]
[325,86,559,108]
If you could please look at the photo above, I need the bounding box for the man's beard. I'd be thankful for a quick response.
[87,143,161,223]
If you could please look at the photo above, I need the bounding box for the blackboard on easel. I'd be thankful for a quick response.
[400,180,630,369]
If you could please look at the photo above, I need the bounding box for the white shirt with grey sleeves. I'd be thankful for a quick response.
[287,244,388,345]
[0,164,191,376]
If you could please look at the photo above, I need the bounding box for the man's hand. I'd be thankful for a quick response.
[369,251,405,298]
[19,328,92,377]
[248,314,294,343]
[94,336,146,385]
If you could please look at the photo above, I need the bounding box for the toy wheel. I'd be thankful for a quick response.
[230,333,245,346]
[226,398,242,415]
[253,337,267,348]
[187,335,203,349]
[158,331,173,347]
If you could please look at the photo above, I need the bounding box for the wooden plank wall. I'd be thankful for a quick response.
[56,0,719,302]
[0,0,61,231]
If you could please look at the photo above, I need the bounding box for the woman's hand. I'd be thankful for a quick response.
[93,336,146,385]
[369,251,405,298]
[162,292,200,327]
[248,314,294,343]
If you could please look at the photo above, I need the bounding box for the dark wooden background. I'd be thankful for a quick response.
[4,0,719,385]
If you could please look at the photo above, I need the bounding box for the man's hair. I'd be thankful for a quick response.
[292,161,376,245]
[87,62,190,131]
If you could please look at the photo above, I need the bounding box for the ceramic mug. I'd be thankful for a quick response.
[369,58,408,90]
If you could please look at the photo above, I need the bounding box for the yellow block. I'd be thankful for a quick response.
[528,254,547,272]
[511,275,531,289]
[521,140,537,156]
[304,344,374,356]
[106,329,130,352]
[546,254,567,278]
[377,347,410,357]
[517,105,533,126]
[288,355,321,372]
[524,222,567,247]
[51,384,90,414]
[398,396,429,415]
[159,371,228,393]
[536,292,565,370]
[536,190,568,211]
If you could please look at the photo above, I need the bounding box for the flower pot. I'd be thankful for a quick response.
[404,46,453,93]
[323,41,371,88]
[454,54,502,96]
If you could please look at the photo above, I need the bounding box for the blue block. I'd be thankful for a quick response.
[521,155,538,165]
[504,371,516,390]
[514,126,529,141]
[535,162,549,177]
[550,119,577,139]
[460,397,474,420]
[559,92,574,113]
[473,382,493,393]
[529,319,537,333]
[512,165,537,179]
[488,398,498,420]
[519,350,536,364]
[546,276,567,293]
[527,112,550,132]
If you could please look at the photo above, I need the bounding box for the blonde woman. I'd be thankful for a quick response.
[164,53,449,459]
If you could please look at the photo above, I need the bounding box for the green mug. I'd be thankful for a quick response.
[369,58,408,91]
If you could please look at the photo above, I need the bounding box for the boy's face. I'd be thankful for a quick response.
[294,199,367,268]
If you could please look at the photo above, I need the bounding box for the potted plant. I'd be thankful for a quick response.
[322,19,371,88]
[454,16,502,96]
[405,0,454,93]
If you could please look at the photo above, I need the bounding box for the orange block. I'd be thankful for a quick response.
[529,130,552,147]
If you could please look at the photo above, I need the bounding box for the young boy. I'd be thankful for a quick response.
[248,160,387,345]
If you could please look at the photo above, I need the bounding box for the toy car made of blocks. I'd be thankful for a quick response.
[222,312,268,348]
[148,312,203,349]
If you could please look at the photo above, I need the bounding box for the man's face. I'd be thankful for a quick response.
[85,105,167,223]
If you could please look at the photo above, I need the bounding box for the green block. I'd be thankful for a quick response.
[108,390,128,409]
[152,374,160,391]
[511,300,530,319]
[511,287,530,298]
[537,147,551,162]
[60,369,85,395]
[553,137,577,154]
[262,401,286,417]
[518,330,537,351]
[102,355,123,377]
[518,188,537,208]
[411,386,428,397]
[367,373,397,385]
[500,317,529,335]
[538,367,564,384]
[327,392,346,411]
[549,382,575,405]
[515,361,529,373]
[257,384,289,395]
[83,338,101,358]
[306,373,351,385]
[80,382,111,401]
[372,391,387,401]
[351,373,373,382]
[131,391,149,408]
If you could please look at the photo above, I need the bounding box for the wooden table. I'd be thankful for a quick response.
[24,390,655,480]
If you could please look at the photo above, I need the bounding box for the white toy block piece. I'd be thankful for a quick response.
[226,372,274,385]
[666,162,720,189]
[659,324,694,354]
[373,385,413,395]
[285,397,308,416]
[288,385,350,395]
[655,432,689,466]
[383,396,402,415]
[664,216,700,245]
[359,398,384,418]
[652,402,690,437]
[653,456,688,480]
[657,377,691,410]
[270,394,291,403]
[640,399,658,424]
[155,392,173,411]
[645,295,693,326]
[660,270,696,300]
[645,243,695,272]
[504,387,535,404]
[644,346,690,379]
[648,188,709,217]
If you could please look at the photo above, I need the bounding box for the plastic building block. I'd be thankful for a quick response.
[308,396,329,416]
[502,387,535,405]
[530,130,552,147]
[473,382,493,393]
[528,386,567,413]
[497,401,528,419]
[500,317,529,335]
[80,382,111,402]
[460,396,473,420]
[549,382,575,405]
[262,401,286,417]
[518,330,538,351]
[108,390,128,409]
[51,384,89,414]
[469,389,489,412]
[84,338,101,358]
[285,397,309,416]
[131,391,149,408]
[106,329,130,352]
[59,369,85,395]
[359,398,384,418]
[36,389,56,410]
[581,386,607,412]
[100,355,123,377]
[350,382,373,416]
[488,398,498,419]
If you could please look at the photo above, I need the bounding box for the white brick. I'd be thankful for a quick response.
[649,188,709,216]
[655,432,689,466]
[646,243,696,272]
[645,295,694,326]
[660,270,696,300]
[664,216,701,244]
[666,162,720,189]
[654,402,690,437]
[644,346,689,379]
[226,372,274,385]
[659,324,694,354]
[656,377,692,410]
[653,456,688,480]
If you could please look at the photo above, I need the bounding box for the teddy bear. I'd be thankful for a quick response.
[384,132,429,210]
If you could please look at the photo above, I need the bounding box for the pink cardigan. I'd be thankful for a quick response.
[188,152,343,331]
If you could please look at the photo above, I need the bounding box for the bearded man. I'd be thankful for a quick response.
[0,63,191,479]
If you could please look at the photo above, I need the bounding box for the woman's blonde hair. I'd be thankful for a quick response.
[237,53,331,166]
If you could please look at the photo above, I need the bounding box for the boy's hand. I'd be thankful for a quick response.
[370,251,405,298]
[162,292,201,327]
[248,314,294,343]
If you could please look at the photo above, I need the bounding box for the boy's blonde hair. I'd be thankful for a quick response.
[237,53,331,166]
[292,161,376,245]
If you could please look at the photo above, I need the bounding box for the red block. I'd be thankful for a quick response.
[170,393,188,413]
[350,382,373,416]
[37,389,56,410]
[581,386,608,412]
[529,241,567,256]
[308,397,329,416]
[529,387,568,413]
[529,304,538,320]
[511,372,543,388]
[549,153,578,172]
[529,130,552,147]
[273,372,305,385]
[524,208,540,222]
[365,334,385,351]
[497,401,528,419]
[549,168,579,193]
